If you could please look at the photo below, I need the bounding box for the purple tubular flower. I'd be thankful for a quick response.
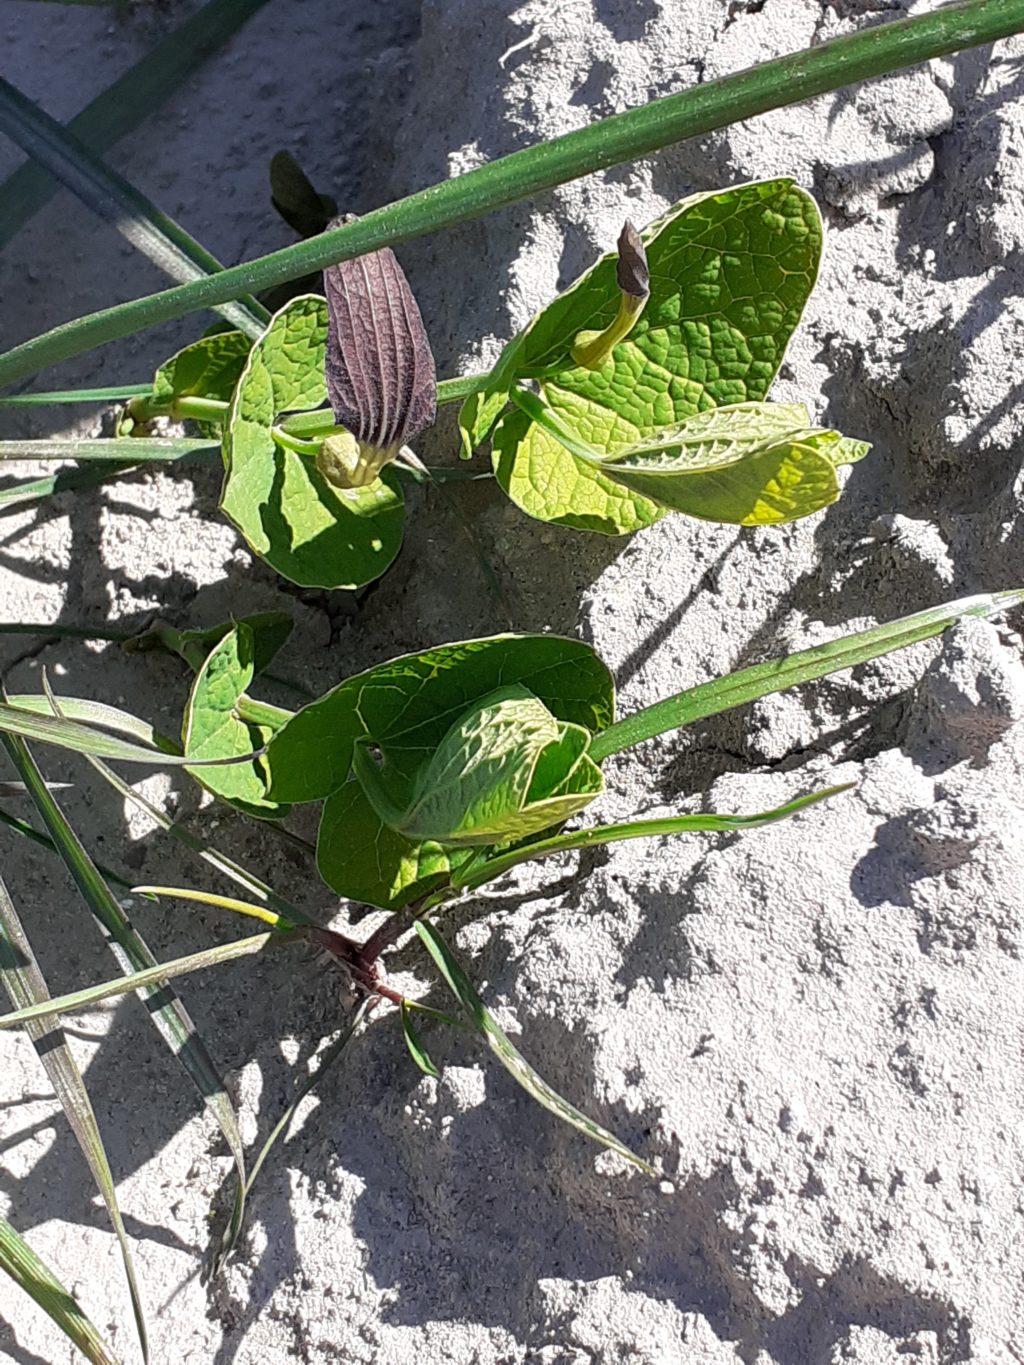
[323,236,437,454]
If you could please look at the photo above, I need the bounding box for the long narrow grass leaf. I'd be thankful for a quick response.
[401,999,440,1079]
[0,462,140,513]
[7,694,179,752]
[0,874,149,1363]
[1,0,1021,384]
[0,0,272,247]
[415,920,654,1174]
[3,730,248,1252]
[590,590,1024,761]
[455,785,852,891]
[0,802,135,888]
[132,885,294,929]
[0,931,277,1029]
[0,446,218,515]
[0,698,257,766]
[0,438,218,462]
[215,999,369,1271]
[0,384,151,406]
[84,751,314,925]
[0,78,267,337]
[0,1216,118,1365]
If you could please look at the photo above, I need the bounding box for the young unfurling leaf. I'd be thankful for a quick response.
[322,233,437,488]
[352,685,604,846]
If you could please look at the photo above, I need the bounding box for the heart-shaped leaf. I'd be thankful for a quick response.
[152,330,252,408]
[265,634,615,804]
[316,777,478,911]
[220,295,405,589]
[466,179,838,532]
[183,625,289,819]
[267,634,614,912]
[492,400,665,535]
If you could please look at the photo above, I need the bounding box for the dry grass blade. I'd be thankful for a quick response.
[7,692,179,751]
[84,749,313,926]
[0,696,258,767]
[0,801,135,888]
[0,1216,119,1365]
[0,872,149,1362]
[0,932,278,1030]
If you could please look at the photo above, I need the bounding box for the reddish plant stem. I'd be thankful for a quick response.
[304,924,405,1006]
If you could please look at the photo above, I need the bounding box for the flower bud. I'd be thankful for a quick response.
[572,220,650,370]
[321,226,437,483]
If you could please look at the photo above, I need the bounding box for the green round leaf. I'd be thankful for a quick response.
[492,401,664,534]
[183,625,289,820]
[152,330,252,407]
[354,685,604,846]
[220,295,405,590]
[265,634,615,805]
[540,180,823,436]
[316,778,475,911]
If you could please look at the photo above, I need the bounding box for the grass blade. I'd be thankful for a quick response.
[6,693,179,751]
[1,0,1021,384]
[0,802,136,889]
[0,461,141,513]
[0,931,278,1029]
[214,999,370,1271]
[415,920,654,1174]
[0,1216,118,1365]
[0,438,219,462]
[590,590,1024,762]
[0,0,272,248]
[0,696,258,766]
[83,750,314,926]
[0,874,149,1363]
[3,731,249,1258]
[455,785,851,892]
[0,384,151,406]
[0,78,267,337]
[0,442,218,515]
[132,885,294,929]
[401,999,440,1079]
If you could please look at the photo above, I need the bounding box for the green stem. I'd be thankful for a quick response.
[5,0,1019,384]
[436,373,493,406]
[392,464,493,486]
[509,385,602,461]
[0,437,218,462]
[126,394,229,427]
[271,425,321,458]
[236,696,294,730]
